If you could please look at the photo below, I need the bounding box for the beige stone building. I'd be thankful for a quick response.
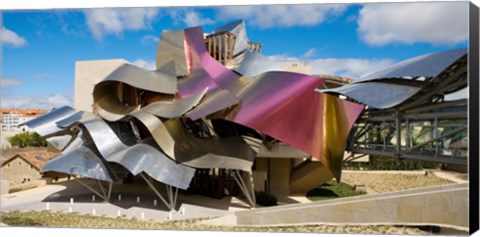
[74,59,127,112]
[1,148,59,189]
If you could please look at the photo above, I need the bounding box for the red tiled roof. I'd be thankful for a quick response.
[1,149,60,172]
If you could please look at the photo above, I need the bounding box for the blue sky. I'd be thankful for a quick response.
[1,1,470,110]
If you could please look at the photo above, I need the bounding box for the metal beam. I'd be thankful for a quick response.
[407,126,467,151]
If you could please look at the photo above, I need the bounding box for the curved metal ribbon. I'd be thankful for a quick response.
[163,118,256,172]
[319,82,422,109]
[42,143,117,182]
[21,106,77,136]
[106,140,195,190]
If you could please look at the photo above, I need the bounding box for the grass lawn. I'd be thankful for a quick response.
[1,210,435,235]
[306,180,366,201]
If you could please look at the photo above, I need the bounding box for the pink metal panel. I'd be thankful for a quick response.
[223,71,364,179]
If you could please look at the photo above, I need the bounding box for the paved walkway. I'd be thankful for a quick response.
[1,178,251,222]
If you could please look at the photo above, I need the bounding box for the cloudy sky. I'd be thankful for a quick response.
[1,1,470,110]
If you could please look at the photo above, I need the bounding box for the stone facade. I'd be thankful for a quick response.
[1,150,59,187]
[1,155,42,186]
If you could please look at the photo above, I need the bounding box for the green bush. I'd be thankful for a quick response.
[255,191,278,207]
[8,131,47,148]
[306,180,366,201]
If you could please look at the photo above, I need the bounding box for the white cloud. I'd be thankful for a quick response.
[302,48,317,59]
[1,93,73,110]
[1,77,22,88]
[309,58,395,79]
[269,54,395,79]
[358,2,468,46]
[84,8,159,40]
[141,34,159,45]
[169,9,215,27]
[132,59,156,70]
[0,27,28,47]
[217,4,347,28]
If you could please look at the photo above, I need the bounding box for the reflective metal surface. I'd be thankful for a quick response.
[107,140,195,190]
[156,29,188,76]
[56,111,96,128]
[227,50,282,77]
[319,82,422,109]
[214,20,249,57]
[129,111,176,159]
[21,106,76,136]
[359,48,467,81]
[140,88,207,118]
[164,119,256,172]
[79,117,130,159]
[186,89,239,120]
[32,20,375,190]
[46,135,73,152]
[177,27,241,98]
[43,143,117,181]
[93,63,177,120]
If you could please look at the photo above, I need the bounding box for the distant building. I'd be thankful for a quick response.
[1,148,60,188]
[74,59,128,112]
[1,109,48,149]
[1,109,48,132]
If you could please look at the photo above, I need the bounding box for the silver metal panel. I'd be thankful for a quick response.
[100,62,177,94]
[43,144,116,181]
[93,62,177,120]
[107,142,195,190]
[164,119,256,172]
[226,50,282,77]
[156,29,188,76]
[214,20,249,57]
[46,135,73,151]
[359,48,467,81]
[56,111,96,128]
[61,132,84,154]
[140,88,207,118]
[319,82,422,109]
[130,111,175,159]
[186,89,239,121]
[93,81,141,121]
[21,106,77,136]
[80,117,129,159]
[181,153,254,172]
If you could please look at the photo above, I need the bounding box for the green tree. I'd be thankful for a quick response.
[8,131,47,148]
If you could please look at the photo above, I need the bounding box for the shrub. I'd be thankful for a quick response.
[8,132,47,148]
[255,191,278,207]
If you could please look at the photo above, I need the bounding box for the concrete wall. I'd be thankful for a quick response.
[235,183,469,228]
[74,59,127,112]
[1,180,9,195]
[268,158,292,196]
[1,157,42,186]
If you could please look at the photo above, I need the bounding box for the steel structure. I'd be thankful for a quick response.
[23,20,365,209]
[22,20,469,210]
[321,49,468,166]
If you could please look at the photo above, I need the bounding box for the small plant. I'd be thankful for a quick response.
[306,180,366,201]
[255,191,278,207]
[9,185,37,193]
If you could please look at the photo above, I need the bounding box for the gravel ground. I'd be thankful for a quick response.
[341,170,457,194]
